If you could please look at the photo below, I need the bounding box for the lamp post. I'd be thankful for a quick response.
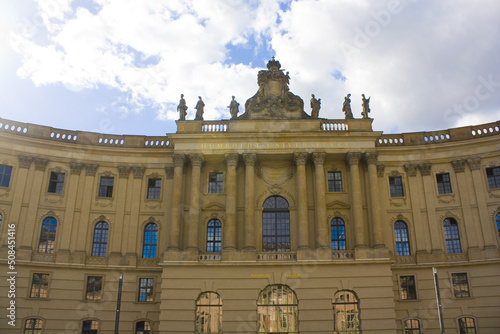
[114,272,123,334]
[433,267,445,334]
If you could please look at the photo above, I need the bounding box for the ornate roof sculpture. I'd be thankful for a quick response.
[239,57,308,120]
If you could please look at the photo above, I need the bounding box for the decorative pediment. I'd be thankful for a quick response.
[326,200,350,209]
[256,162,293,186]
[203,202,225,211]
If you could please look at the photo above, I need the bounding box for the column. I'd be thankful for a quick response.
[467,157,496,248]
[345,152,366,248]
[243,153,256,251]
[110,166,131,255]
[224,153,238,251]
[418,163,442,253]
[364,151,384,248]
[8,156,33,247]
[60,162,84,251]
[294,152,309,250]
[22,158,48,249]
[312,152,329,250]
[186,154,203,251]
[74,164,98,254]
[126,167,145,256]
[168,154,185,250]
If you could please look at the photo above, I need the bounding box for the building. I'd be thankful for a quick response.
[1,59,500,333]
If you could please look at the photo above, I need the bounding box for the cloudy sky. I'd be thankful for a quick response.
[1,0,499,136]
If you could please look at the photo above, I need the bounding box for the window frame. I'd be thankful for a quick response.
[330,217,346,251]
[457,316,478,334]
[496,212,500,239]
[91,221,109,257]
[403,318,421,334]
[332,289,361,334]
[142,223,158,259]
[450,272,471,298]
[206,219,222,253]
[394,221,411,256]
[47,171,65,194]
[443,218,462,254]
[262,196,291,252]
[146,177,162,200]
[436,172,453,194]
[208,172,224,194]
[30,273,50,299]
[328,171,343,192]
[98,176,114,198]
[24,318,44,334]
[135,320,152,334]
[82,319,99,334]
[389,176,404,197]
[38,217,57,254]
[486,166,500,189]
[399,275,417,301]
[257,284,298,334]
[0,164,13,188]
[85,275,103,301]
[138,277,155,302]
[195,291,223,334]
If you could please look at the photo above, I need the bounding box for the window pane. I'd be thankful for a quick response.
[332,290,360,333]
[452,273,470,298]
[138,278,154,302]
[444,218,461,253]
[262,196,290,252]
[395,221,410,256]
[30,273,49,298]
[328,171,342,192]
[92,222,109,257]
[143,223,158,258]
[208,172,223,193]
[0,165,12,187]
[48,171,65,193]
[38,217,57,253]
[437,173,452,194]
[98,176,114,197]
[400,275,417,300]
[147,178,161,199]
[206,219,222,253]
[331,218,346,251]
[389,176,404,197]
[86,276,103,301]
[486,167,500,189]
[258,285,298,333]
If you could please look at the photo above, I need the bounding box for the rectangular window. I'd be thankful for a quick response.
[328,171,343,192]
[452,273,470,298]
[147,178,162,199]
[30,273,49,298]
[138,278,154,302]
[85,276,103,301]
[389,176,404,197]
[400,275,417,300]
[47,171,65,193]
[486,167,500,189]
[208,172,223,193]
[0,165,12,187]
[436,173,452,194]
[98,176,114,197]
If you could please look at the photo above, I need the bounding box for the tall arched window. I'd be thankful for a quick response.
[82,320,99,334]
[0,212,3,229]
[394,221,410,256]
[331,218,346,250]
[207,219,222,253]
[496,213,500,238]
[91,221,109,257]
[257,284,298,333]
[443,218,462,253]
[458,316,477,334]
[136,321,152,334]
[332,290,360,334]
[262,196,290,252]
[143,223,158,258]
[24,318,43,334]
[195,292,222,334]
[404,318,421,334]
[38,217,57,253]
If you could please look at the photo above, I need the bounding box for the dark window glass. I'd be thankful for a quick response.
[85,276,103,301]
[208,172,223,193]
[258,284,298,333]
[487,167,500,189]
[82,320,98,334]
[143,223,158,258]
[196,292,222,333]
[328,171,342,192]
[452,273,470,298]
[136,321,152,334]
[206,219,222,253]
[400,275,417,300]
[331,218,346,251]
[38,217,57,253]
[98,176,114,197]
[24,318,43,334]
[91,222,109,257]
[332,290,360,333]
[48,171,65,193]
[404,319,421,334]
[444,218,462,253]
[395,221,411,256]
[262,196,290,252]
[138,278,154,302]
[30,273,49,298]
[436,173,452,194]
[458,317,477,334]
[496,213,500,238]
[147,178,161,199]
[389,176,404,197]
[0,165,12,188]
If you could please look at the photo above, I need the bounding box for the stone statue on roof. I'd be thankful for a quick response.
[361,94,371,119]
[195,96,204,120]
[310,94,321,118]
[177,94,187,121]
[228,96,240,119]
[342,94,353,119]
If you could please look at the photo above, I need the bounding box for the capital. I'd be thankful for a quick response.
[34,158,49,171]
[312,152,326,166]
[18,155,33,169]
[345,152,362,167]
[418,162,432,176]
[164,166,174,179]
[132,166,145,179]
[243,153,257,166]
[69,162,84,175]
[363,151,379,165]
[225,153,239,167]
[467,157,481,171]
[172,154,186,168]
[189,154,204,167]
[85,164,99,176]
[118,166,131,178]
[404,164,419,177]
[451,160,466,173]
[376,164,385,177]
[294,152,308,165]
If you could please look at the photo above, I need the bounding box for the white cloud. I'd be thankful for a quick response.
[8,0,500,133]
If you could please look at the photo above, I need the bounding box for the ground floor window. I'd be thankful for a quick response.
[333,290,360,334]
[257,284,298,333]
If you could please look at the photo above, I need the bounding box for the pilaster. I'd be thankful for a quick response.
[168,154,185,251]
[186,154,203,251]
[345,152,366,249]
[294,152,310,251]
[224,153,238,251]
[243,153,257,252]
[312,152,329,252]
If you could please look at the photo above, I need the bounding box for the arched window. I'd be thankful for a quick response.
[496,213,500,238]
[136,321,152,334]
[82,320,99,334]
[331,218,346,250]
[143,223,158,258]
[195,292,222,333]
[0,212,3,229]
[24,318,43,334]
[404,318,421,334]
[394,221,410,256]
[257,284,298,333]
[38,217,57,253]
[92,221,109,257]
[458,316,477,334]
[332,290,360,334]
[262,196,290,252]
[206,219,222,253]
[443,218,462,253]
